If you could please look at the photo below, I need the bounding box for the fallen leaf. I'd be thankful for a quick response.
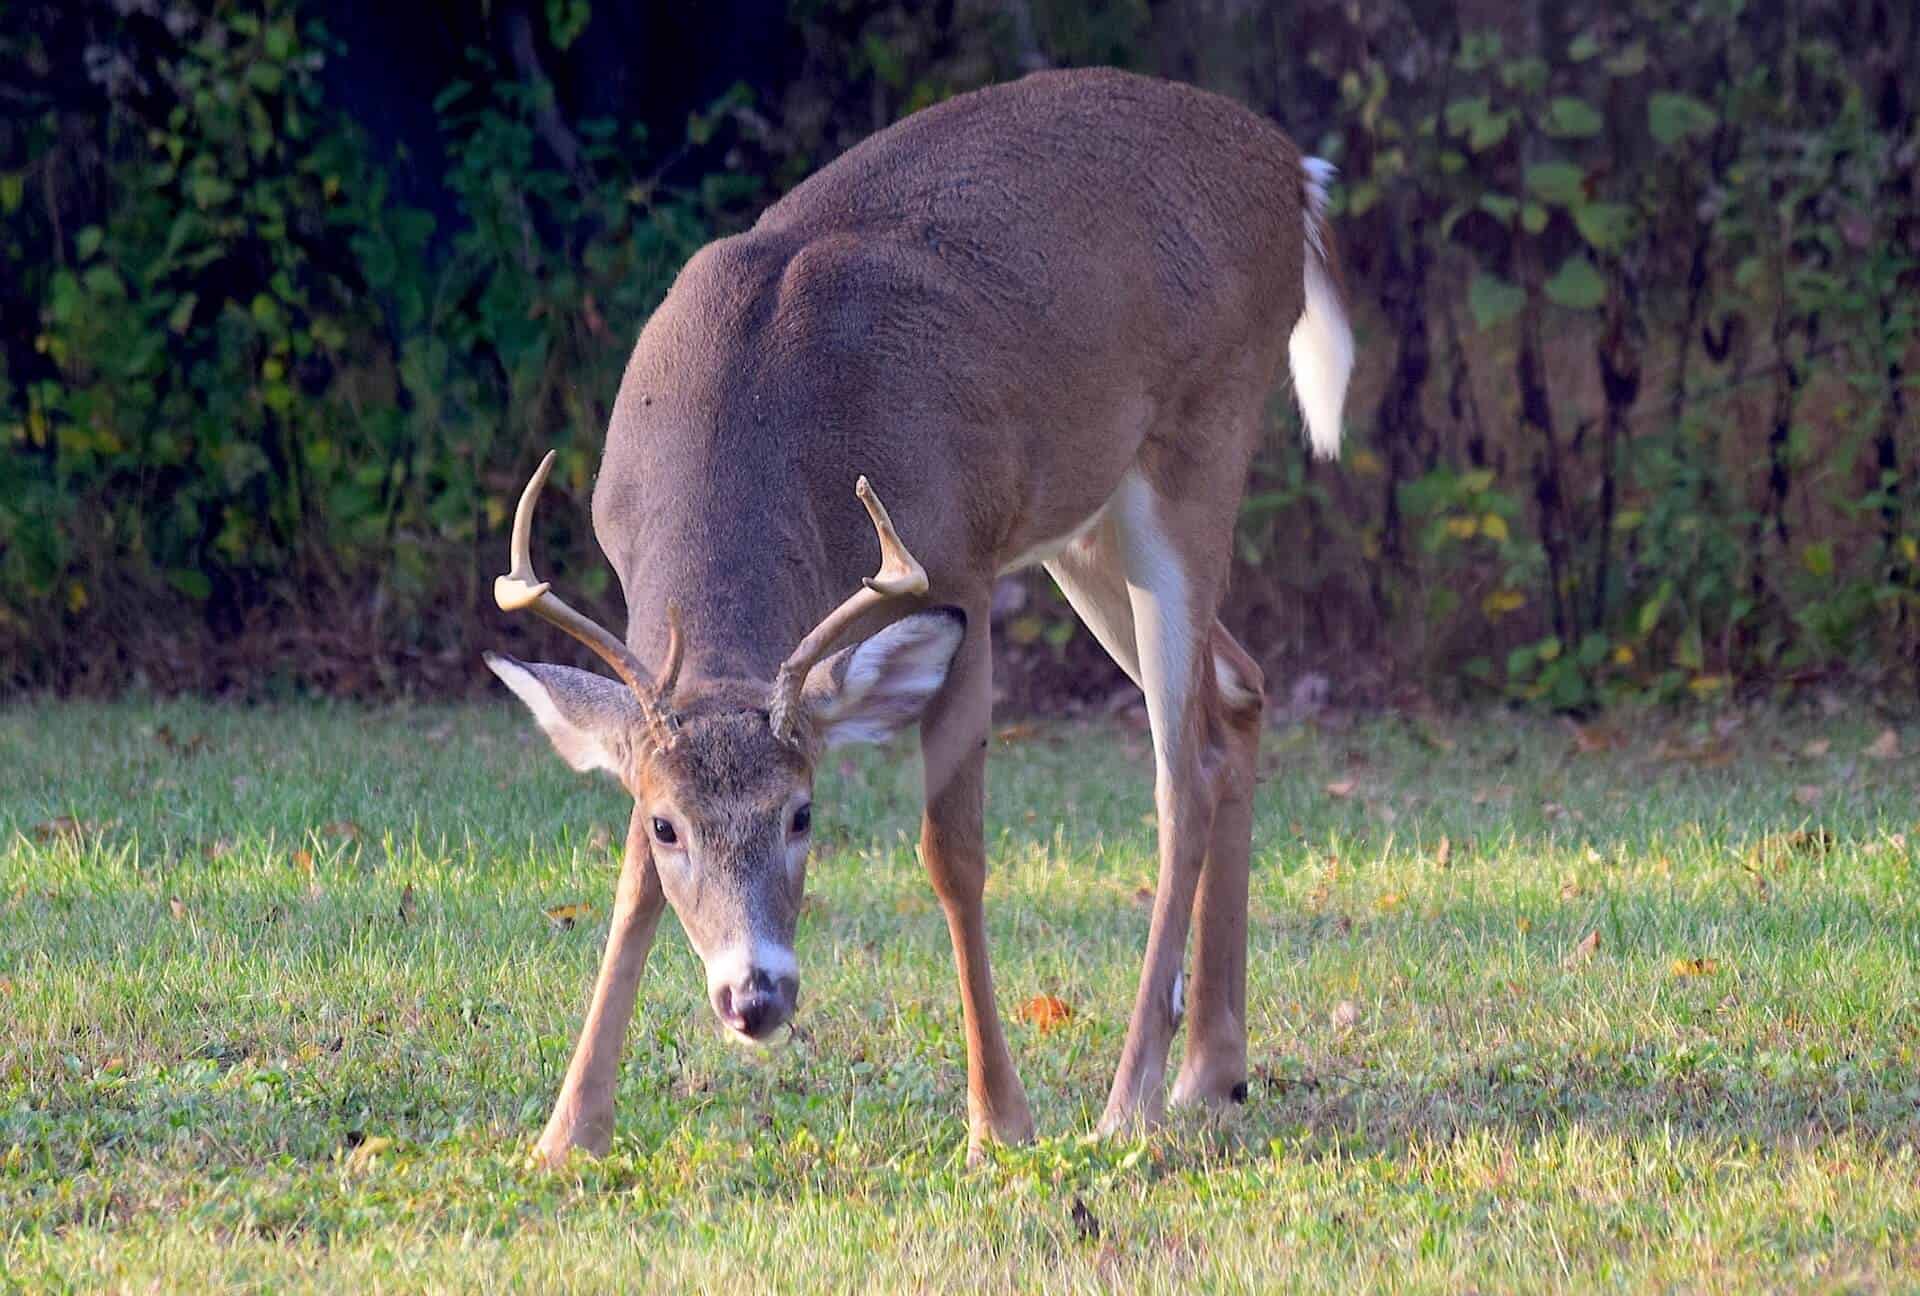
[1793,785,1824,807]
[544,902,593,931]
[995,722,1042,744]
[397,884,417,925]
[322,820,363,842]
[1433,836,1453,868]
[168,897,187,921]
[1374,891,1403,913]
[29,816,85,843]
[1801,738,1832,759]
[1670,956,1721,978]
[155,725,210,757]
[1330,999,1361,1031]
[1864,728,1902,761]
[1325,779,1358,800]
[1569,722,1618,754]
[347,1135,393,1170]
[586,823,613,851]
[292,848,314,878]
[1132,885,1154,909]
[1016,995,1073,1033]
[1559,878,1584,901]
[1567,929,1601,965]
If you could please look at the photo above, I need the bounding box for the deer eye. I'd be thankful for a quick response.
[651,817,678,846]
[790,804,812,835]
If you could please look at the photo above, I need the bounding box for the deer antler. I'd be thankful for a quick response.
[496,450,682,737]
[768,476,928,745]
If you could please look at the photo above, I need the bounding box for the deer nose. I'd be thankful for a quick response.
[713,969,797,1041]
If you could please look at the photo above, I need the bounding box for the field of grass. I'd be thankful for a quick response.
[2,698,1917,1292]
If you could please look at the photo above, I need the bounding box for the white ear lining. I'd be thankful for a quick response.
[484,653,623,775]
[811,613,964,747]
[841,617,960,700]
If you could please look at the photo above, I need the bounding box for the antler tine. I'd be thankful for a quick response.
[495,450,667,713]
[768,476,929,745]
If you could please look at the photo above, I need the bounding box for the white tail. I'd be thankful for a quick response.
[1289,157,1353,459]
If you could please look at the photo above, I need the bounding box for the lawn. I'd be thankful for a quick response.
[2,699,1917,1292]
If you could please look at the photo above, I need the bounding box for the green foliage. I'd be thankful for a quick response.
[0,3,751,689]
[2,0,1914,703]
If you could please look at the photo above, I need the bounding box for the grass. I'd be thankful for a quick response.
[2,698,1917,1293]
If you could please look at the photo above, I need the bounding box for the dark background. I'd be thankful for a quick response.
[2,1,1915,710]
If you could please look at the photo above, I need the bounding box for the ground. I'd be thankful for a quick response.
[2,700,1917,1292]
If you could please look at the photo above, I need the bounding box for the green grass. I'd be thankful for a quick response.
[3,700,1917,1293]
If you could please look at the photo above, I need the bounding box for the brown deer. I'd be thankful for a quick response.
[484,67,1351,1165]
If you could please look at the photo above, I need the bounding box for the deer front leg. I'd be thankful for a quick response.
[918,614,1035,1160]
[534,806,667,1166]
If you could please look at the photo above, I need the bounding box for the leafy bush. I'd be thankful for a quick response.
[1,3,749,692]
[2,0,1914,704]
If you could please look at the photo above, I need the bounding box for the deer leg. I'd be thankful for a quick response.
[918,605,1035,1160]
[1172,623,1265,1108]
[1094,476,1226,1135]
[534,806,666,1166]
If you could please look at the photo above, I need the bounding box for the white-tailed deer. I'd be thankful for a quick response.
[486,67,1351,1165]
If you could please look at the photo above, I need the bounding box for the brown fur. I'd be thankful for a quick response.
[514,68,1339,1165]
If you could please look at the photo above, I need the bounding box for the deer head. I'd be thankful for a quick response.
[484,452,961,1043]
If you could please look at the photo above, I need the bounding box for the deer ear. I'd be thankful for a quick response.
[484,652,639,776]
[801,609,965,748]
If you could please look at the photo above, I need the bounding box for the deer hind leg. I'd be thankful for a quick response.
[1048,472,1242,1134]
[535,805,667,1166]
[1171,623,1264,1109]
[918,597,1035,1160]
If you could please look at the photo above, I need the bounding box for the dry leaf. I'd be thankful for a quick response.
[1433,836,1453,868]
[1330,999,1361,1031]
[1864,728,1902,761]
[1559,878,1584,901]
[1325,779,1358,800]
[168,896,187,921]
[1374,891,1403,913]
[397,883,417,925]
[586,823,613,851]
[322,820,363,842]
[347,1135,393,1169]
[1670,956,1721,978]
[1569,723,1617,754]
[1016,995,1073,1033]
[995,722,1042,744]
[544,902,593,932]
[155,725,210,757]
[1132,885,1154,910]
[1567,929,1601,965]
[29,816,85,843]
[1801,738,1832,759]
[1792,785,1824,807]
[292,848,314,877]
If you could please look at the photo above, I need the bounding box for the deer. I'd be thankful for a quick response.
[483,66,1352,1166]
